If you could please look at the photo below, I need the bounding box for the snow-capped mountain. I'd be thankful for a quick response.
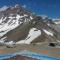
[0,5,33,37]
[0,5,60,47]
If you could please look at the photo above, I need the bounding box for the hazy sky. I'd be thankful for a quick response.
[0,0,60,18]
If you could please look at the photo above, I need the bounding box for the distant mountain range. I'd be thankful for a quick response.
[0,4,60,47]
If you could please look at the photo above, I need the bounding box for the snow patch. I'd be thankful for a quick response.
[54,21,60,24]
[57,40,60,42]
[43,29,53,36]
[16,28,41,44]
[0,30,10,36]
[15,4,19,8]
[0,37,7,43]
[47,23,50,26]
[24,14,28,17]
[0,36,15,45]
[0,40,4,43]
[30,16,33,20]
[5,41,15,45]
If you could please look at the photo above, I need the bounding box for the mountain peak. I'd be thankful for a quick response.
[15,4,20,8]
[0,6,9,11]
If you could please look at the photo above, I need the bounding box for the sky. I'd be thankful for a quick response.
[0,0,60,19]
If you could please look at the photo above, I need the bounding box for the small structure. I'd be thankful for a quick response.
[49,43,56,47]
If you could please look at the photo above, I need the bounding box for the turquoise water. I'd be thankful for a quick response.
[0,50,60,60]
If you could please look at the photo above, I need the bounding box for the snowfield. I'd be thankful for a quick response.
[43,29,53,36]
[0,14,33,37]
[0,14,21,36]
[54,21,60,24]
[0,37,15,45]
[16,28,41,44]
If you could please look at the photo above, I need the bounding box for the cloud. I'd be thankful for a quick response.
[0,6,8,11]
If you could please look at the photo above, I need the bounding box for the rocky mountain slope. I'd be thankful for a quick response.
[0,5,60,47]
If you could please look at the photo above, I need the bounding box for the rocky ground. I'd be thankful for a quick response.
[0,43,60,58]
